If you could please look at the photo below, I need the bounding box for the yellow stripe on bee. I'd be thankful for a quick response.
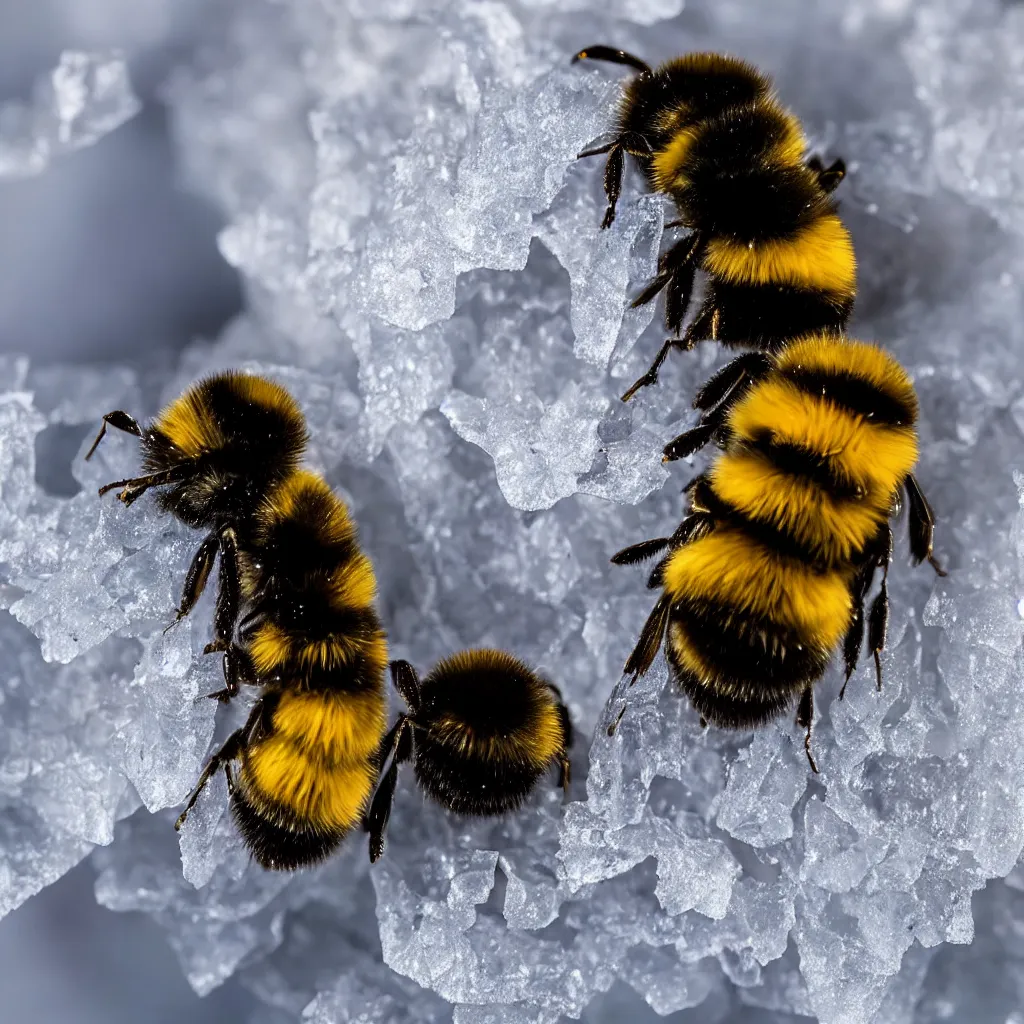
[434,695,566,771]
[248,622,388,676]
[260,471,357,544]
[727,377,919,498]
[272,689,386,765]
[154,388,225,458]
[230,374,305,423]
[709,451,888,564]
[703,213,856,297]
[651,125,702,192]
[776,335,920,419]
[327,552,377,611]
[651,101,806,193]
[244,738,375,832]
[661,529,853,644]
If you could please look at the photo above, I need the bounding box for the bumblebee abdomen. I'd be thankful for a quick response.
[230,787,348,871]
[241,737,376,834]
[411,649,570,816]
[662,530,854,651]
[412,735,545,817]
[665,602,833,728]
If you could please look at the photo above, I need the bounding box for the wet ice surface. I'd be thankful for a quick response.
[2,0,1024,1022]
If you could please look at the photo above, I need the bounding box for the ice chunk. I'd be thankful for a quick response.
[0,51,140,179]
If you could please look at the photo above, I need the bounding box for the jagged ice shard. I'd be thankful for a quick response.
[2,0,1024,1021]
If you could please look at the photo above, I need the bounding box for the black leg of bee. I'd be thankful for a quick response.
[85,410,143,461]
[630,232,704,329]
[795,687,819,774]
[203,644,256,704]
[606,593,671,737]
[599,144,624,229]
[693,352,773,412]
[368,717,415,863]
[621,593,672,686]
[904,473,947,575]
[662,418,717,463]
[611,536,672,565]
[554,699,573,791]
[389,660,422,717]
[865,525,893,691]
[570,46,653,75]
[211,527,241,650]
[166,533,220,633]
[575,140,628,229]
[174,699,263,831]
[807,155,846,194]
[98,464,193,505]
[620,339,681,403]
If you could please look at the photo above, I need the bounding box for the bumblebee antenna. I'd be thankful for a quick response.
[571,46,653,76]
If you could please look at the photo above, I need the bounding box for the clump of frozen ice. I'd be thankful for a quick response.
[0,50,141,179]
[3,0,1024,1022]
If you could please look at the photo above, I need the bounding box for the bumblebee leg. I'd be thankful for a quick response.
[693,352,773,412]
[865,524,893,691]
[599,144,625,229]
[611,536,672,566]
[904,474,947,575]
[552,697,573,792]
[389,660,422,716]
[839,557,877,699]
[571,46,653,75]
[368,718,414,863]
[98,463,192,505]
[85,410,143,461]
[210,527,241,649]
[807,155,846,194]
[795,687,819,774]
[174,699,263,831]
[620,339,680,402]
[165,533,220,633]
[202,644,256,704]
[623,594,671,680]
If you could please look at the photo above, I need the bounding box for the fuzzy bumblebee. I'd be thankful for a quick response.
[175,471,388,870]
[86,371,308,653]
[572,47,854,403]
[367,650,572,862]
[611,335,944,770]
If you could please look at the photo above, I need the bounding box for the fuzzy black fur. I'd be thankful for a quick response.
[231,788,348,871]
[685,282,852,351]
[781,366,917,427]
[142,374,307,532]
[666,604,830,729]
[413,736,546,817]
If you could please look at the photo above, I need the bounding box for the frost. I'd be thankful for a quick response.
[3,0,1024,1022]
[0,51,141,179]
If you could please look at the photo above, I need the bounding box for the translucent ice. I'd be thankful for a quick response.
[0,51,140,179]
[4,0,1024,1022]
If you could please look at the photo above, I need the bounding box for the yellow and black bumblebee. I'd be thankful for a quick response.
[571,47,855,404]
[86,371,308,654]
[367,650,572,862]
[175,470,388,870]
[611,334,944,770]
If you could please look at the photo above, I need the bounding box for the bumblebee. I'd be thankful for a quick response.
[611,335,945,770]
[86,371,308,652]
[175,471,388,870]
[572,47,853,402]
[367,650,572,862]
